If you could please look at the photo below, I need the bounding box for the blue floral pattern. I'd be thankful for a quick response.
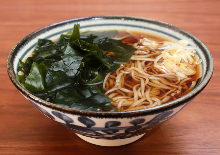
[78,116,95,128]
[51,111,74,124]
[44,109,174,140]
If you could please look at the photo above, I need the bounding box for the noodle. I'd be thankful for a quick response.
[103,37,201,111]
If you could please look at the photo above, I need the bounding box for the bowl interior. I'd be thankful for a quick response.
[7,16,213,117]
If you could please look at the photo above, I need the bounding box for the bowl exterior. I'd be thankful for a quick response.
[29,98,188,140]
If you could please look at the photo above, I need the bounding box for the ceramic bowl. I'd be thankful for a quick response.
[7,16,213,146]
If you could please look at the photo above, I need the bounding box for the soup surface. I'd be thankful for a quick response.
[17,24,201,112]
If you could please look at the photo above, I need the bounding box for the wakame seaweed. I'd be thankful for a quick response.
[17,24,136,111]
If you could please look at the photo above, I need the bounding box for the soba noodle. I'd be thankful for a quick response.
[103,37,201,111]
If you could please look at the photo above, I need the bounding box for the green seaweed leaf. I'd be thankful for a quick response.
[24,62,47,93]
[17,24,136,112]
[70,24,80,41]
[54,86,116,111]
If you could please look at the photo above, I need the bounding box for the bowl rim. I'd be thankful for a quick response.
[7,16,213,118]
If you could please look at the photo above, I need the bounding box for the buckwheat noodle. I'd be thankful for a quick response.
[103,38,201,111]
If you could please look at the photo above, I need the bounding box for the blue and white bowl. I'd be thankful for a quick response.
[7,16,213,146]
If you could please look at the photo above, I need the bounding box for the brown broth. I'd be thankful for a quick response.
[105,30,201,109]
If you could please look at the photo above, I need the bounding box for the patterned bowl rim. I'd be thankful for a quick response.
[7,16,213,118]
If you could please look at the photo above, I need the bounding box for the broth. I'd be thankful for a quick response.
[104,30,201,111]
